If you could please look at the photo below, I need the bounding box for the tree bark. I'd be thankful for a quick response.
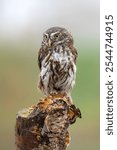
[15,95,81,150]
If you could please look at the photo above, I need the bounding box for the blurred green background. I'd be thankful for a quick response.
[0,0,99,150]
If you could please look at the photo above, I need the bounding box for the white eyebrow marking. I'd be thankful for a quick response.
[51,32,59,36]
[43,33,48,36]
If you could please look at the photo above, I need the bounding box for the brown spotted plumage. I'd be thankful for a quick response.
[38,27,78,103]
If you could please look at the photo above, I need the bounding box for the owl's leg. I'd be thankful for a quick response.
[59,92,73,105]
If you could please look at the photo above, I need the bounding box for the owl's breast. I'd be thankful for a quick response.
[52,46,72,64]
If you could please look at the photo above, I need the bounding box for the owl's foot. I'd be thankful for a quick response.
[49,92,73,105]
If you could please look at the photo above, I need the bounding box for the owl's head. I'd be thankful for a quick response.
[42,27,73,47]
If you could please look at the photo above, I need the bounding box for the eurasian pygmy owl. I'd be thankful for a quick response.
[38,27,78,101]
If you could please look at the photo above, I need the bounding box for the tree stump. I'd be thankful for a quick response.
[15,94,81,150]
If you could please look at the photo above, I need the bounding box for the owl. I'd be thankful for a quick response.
[38,27,77,102]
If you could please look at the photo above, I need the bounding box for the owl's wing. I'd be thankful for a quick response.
[38,48,43,70]
[38,47,49,69]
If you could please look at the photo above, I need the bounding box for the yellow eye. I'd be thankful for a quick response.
[54,33,59,38]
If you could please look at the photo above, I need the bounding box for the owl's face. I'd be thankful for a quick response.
[42,27,73,47]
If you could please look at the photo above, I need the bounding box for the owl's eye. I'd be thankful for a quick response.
[54,33,60,38]
[43,34,48,40]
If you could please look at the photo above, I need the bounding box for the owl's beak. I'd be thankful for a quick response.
[48,39,52,47]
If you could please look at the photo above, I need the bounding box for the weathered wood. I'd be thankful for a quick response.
[15,95,81,150]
